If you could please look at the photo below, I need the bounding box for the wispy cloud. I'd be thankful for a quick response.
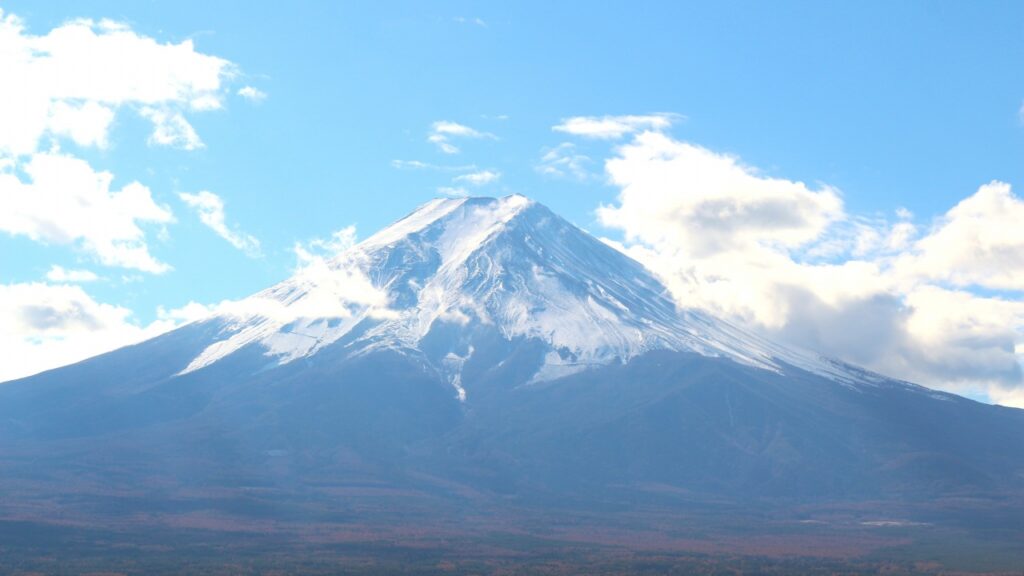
[238,86,267,103]
[454,170,500,185]
[454,16,487,27]
[437,186,469,197]
[178,191,261,256]
[293,226,357,265]
[428,120,496,154]
[46,265,100,283]
[553,113,682,139]
[390,159,478,172]
[537,142,592,180]
[140,107,204,150]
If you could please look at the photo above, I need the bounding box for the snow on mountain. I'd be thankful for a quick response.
[178,194,914,399]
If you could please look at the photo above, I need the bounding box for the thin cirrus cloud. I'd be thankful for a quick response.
[178,191,261,256]
[45,265,100,283]
[581,120,1024,407]
[238,85,267,103]
[427,120,495,154]
[553,113,682,140]
[390,159,478,172]
[140,107,204,150]
[453,16,487,27]
[454,170,501,186]
[400,131,501,194]
[437,186,470,198]
[537,142,592,180]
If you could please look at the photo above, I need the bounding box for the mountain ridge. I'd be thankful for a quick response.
[166,193,939,404]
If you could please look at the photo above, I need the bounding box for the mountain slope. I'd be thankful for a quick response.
[166,194,926,398]
[1,195,1023,570]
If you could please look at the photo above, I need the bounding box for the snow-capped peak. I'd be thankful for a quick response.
[178,195,881,399]
[358,194,532,257]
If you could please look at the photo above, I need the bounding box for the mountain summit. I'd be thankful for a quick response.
[2,195,1024,568]
[179,194,902,398]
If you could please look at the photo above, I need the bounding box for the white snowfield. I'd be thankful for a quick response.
[180,195,930,400]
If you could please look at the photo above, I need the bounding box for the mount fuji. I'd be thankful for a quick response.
[3,195,1024,571]
[177,194,879,395]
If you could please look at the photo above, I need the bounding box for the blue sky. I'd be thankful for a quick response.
[2,1,1024,404]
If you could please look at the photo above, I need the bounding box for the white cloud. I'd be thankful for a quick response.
[430,138,460,155]
[553,113,681,140]
[4,249,387,382]
[0,282,204,383]
[190,94,223,111]
[454,16,488,27]
[45,265,99,283]
[599,132,843,258]
[390,159,478,172]
[903,181,1024,291]
[596,127,1024,406]
[156,300,214,323]
[0,10,232,157]
[46,101,116,148]
[454,170,500,186]
[179,191,261,256]
[140,107,204,150]
[392,159,431,170]
[1019,100,1024,125]
[428,120,495,154]
[0,9,238,272]
[0,10,260,381]
[293,226,358,265]
[898,287,1024,392]
[0,152,174,272]
[537,142,592,180]
[433,121,487,138]
[180,232,398,373]
[237,85,267,103]
[438,186,470,197]
[270,226,394,321]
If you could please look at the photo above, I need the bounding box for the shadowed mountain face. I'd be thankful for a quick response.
[2,195,1024,572]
